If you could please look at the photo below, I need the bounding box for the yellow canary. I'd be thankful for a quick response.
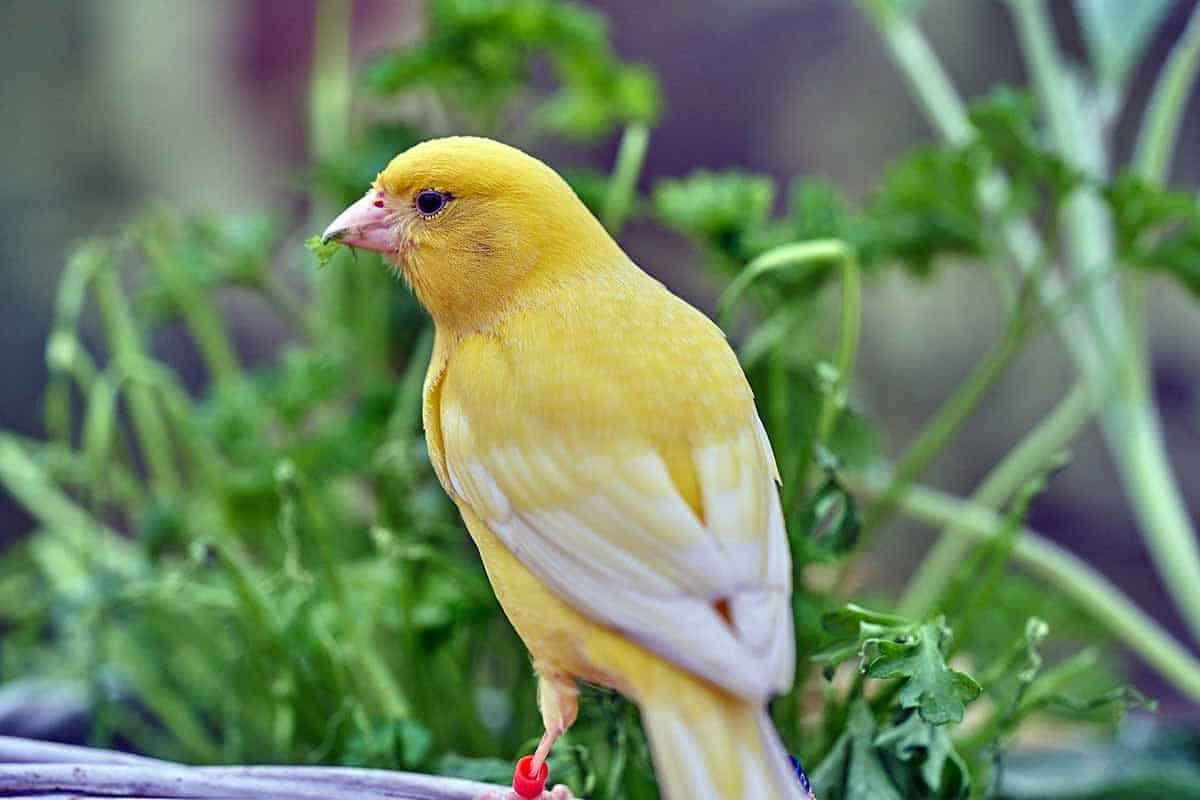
[324,137,806,800]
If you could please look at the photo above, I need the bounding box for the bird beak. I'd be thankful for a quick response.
[321,190,394,252]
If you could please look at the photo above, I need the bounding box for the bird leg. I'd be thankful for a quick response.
[478,672,579,800]
[532,669,579,774]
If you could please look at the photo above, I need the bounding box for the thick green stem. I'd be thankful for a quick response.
[145,363,225,484]
[141,224,240,391]
[854,0,972,144]
[309,0,363,346]
[899,381,1094,617]
[1123,0,1200,431]
[857,306,1032,544]
[860,0,1200,647]
[1009,0,1118,335]
[856,0,1102,376]
[89,248,180,494]
[257,273,317,340]
[718,240,862,485]
[0,434,140,568]
[602,122,650,235]
[1132,4,1200,182]
[1011,0,1200,644]
[45,248,102,442]
[308,0,351,178]
[849,474,1200,703]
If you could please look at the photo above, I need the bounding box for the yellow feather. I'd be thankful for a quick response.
[348,137,804,799]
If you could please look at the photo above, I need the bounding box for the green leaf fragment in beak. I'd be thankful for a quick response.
[305,235,343,268]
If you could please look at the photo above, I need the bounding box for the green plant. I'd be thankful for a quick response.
[2,1,1200,798]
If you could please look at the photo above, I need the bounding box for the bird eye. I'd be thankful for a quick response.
[415,189,449,217]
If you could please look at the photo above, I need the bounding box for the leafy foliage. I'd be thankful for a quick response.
[965,89,1084,209]
[653,170,780,263]
[808,606,979,797]
[815,606,981,726]
[1,1,1194,799]
[1106,174,1200,297]
[810,699,969,800]
[365,0,660,139]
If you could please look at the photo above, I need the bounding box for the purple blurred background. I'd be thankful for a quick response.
[1,0,1198,704]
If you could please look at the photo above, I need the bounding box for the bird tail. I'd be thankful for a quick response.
[636,676,812,800]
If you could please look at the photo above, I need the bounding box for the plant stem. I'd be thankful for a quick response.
[856,0,1106,440]
[1132,3,1200,182]
[257,273,318,340]
[854,0,972,144]
[89,248,180,494]
[859,0,1200,646]
[855,0,1097,374]
[1009,0,1117,324]
[848,474,1200,703]
[141,223,241,391]
[309,0,358,336]
[602,122,650,235]
[308,0,352,180]
[898,381,1094,617]
[1123,0,1200,425]
[718,240,862,486]
[855,305,1032,545]
[0,434,140,568]
[1010,0,1200,644]
[45,247,102,442]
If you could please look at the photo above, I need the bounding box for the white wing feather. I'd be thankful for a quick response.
[444,404,795,702]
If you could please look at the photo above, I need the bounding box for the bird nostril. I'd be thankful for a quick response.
[373,200,384,208]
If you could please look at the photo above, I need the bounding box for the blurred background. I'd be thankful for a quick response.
[4,0,1198,674]
[1,2,1199,796]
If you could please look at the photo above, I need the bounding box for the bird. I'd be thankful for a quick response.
[323,136,809,800]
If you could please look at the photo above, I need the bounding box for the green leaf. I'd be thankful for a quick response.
[365,0,660,139]
[967,88,1085,207]
[820,603,914,639]
[866,622,981,725]
[797,475,861,557]
[787,178,853,242]
[1075,0,1173,86]
[810,699,904,800]
[1105,173,1200,298]
[860,146,985,275]
[874,712,969,799]
[653,170,777,262]
[305,236,343,268]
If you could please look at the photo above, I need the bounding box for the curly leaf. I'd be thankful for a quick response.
[866,622,981,725]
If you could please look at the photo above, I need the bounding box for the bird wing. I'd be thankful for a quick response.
[433,287,795,701]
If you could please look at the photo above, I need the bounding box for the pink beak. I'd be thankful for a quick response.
[321,190,394,253]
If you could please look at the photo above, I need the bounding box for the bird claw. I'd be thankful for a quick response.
[476,784,575,800]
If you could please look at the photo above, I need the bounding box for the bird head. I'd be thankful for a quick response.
[322,136,619,333]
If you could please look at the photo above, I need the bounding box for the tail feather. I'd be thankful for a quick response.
[639,691,811,800]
